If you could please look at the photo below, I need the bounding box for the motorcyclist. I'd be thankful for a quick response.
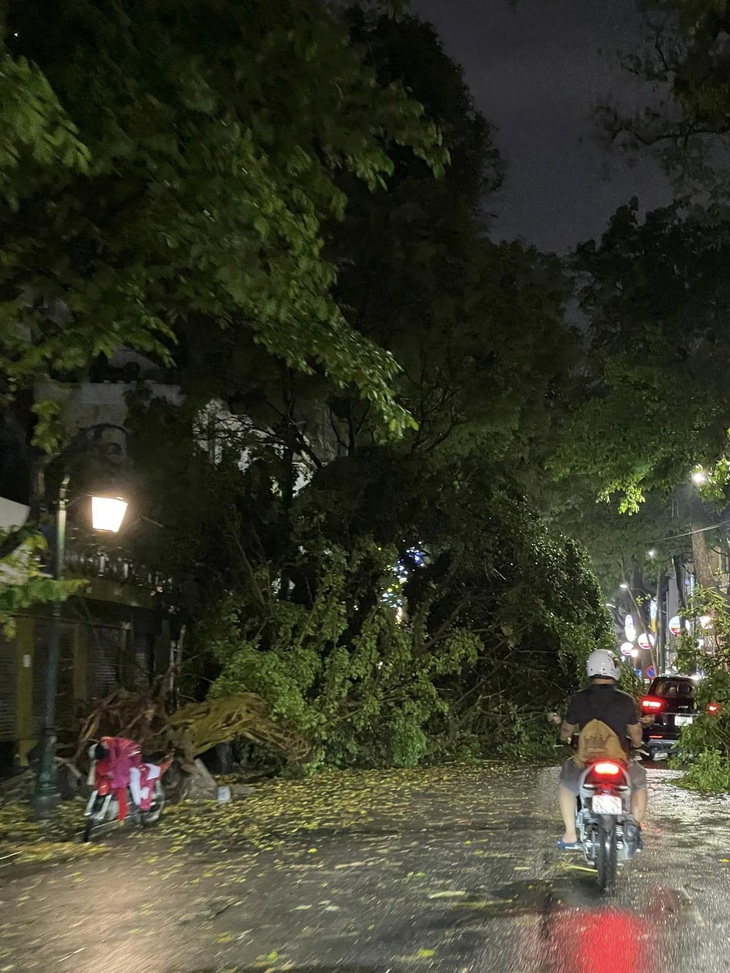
[551,649,652,851]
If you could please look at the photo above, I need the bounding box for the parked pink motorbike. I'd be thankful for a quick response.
[83,736,172,841]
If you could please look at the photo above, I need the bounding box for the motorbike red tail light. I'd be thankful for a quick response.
[641,696,665,712]
[593,761,622,776]
[708,702,720,715]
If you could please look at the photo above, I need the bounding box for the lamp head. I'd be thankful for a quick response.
[91,496,128,533]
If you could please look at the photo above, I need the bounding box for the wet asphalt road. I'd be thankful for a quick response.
[1,763,730,973]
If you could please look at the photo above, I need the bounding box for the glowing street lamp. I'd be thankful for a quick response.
[91,496,129,533]
[691,467,708,485]
[33,486,128,818]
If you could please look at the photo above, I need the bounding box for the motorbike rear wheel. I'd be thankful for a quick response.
[596,822,617,893]
[140,780,165,827]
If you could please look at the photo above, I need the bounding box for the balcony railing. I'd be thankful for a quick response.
[65,547,173,593]
[38,535,174,595]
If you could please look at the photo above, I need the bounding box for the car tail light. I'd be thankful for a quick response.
[641,696,665,712]
[708,702,721,715]
[593,761,622,776]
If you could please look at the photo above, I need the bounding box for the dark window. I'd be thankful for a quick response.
[651,678,694,699]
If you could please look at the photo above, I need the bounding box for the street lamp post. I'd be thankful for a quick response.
[31,475,70,817]
[31,486,128,819]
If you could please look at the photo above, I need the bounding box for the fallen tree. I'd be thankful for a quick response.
[73,682,311,770]
[168,694,312,764]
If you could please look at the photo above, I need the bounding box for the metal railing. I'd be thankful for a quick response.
[38,538,174,594]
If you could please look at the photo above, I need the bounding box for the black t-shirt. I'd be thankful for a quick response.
[565,684,639,752]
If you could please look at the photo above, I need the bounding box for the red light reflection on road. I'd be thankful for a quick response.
[550,907,652,972]
[524,904,656,973]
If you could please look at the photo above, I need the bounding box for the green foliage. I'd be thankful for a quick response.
[103,8,610,771]
[564,9,730,580]
[553,200,730,520]
[662,586,730,792]
[674,749,730,794]
[618,665,645,698]
[327,13,570,473]
[674,585,730,672]
[124,355,612,767]
[203,539,478,768]
[126,362,612,768]
[172,446,612,769]
[0,45,89,196]
[491,705,563,764]
[0,0,451,448]
[556,481,690,593]
[0,531,81,634]
[171,11,573,488]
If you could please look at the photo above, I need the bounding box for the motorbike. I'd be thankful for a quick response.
[83,736,173,842]
[574,757,642,892]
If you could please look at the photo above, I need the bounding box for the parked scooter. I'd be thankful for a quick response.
[83,736,172,841]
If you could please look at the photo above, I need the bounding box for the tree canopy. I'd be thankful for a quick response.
[543,0,730,599]
[0,0,449,449]
[112,10,609,767]
[600,0,730,187]
[554,198,730,511]
[0,2,622,769]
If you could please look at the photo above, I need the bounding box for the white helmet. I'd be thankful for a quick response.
[586,649,620,682]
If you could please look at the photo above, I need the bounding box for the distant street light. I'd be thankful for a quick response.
[691,467,708,485]
[32,484,128,818]
[619,579,660,676]
[647,549,657,559]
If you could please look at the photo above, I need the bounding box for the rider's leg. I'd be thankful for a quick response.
[631,786,647,824]
[558,759,581,843]
[559,785,578,843]
[628,762,648,824]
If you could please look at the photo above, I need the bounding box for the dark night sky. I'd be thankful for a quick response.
[411,0,674,253]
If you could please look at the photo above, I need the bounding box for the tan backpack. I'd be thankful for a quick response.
[573,719,627,767]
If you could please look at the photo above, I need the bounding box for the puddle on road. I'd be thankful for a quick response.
[189,968,373,973]
[422,878,630,921]
[433,882,554,920]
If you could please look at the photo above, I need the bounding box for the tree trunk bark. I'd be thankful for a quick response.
[691,528,718,591]
[673,555,686,610]
[656,570,668,675]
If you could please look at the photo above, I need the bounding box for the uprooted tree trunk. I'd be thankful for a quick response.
[73,680,170,763]
[167,694,311,764]
[74,681,311,776]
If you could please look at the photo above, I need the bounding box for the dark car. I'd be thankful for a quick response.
[640,675,706,760]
